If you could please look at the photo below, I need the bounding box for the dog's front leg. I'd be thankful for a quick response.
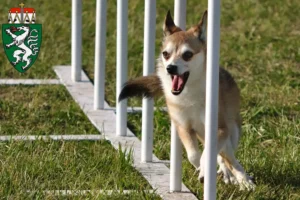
[176,125,201,169]
[198,149,206,182]
[197,127,229,182]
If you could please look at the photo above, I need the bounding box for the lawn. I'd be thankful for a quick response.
[0,140,158,199]
[0,85,159,199]
[0,0,299,199]
[0,85,98,135]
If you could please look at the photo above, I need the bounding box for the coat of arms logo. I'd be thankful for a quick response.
[2,3,42,73]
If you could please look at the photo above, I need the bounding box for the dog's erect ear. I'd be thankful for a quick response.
[163,10,181,36]
[194,10,207,42]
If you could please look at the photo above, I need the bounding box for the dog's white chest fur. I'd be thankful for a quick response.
[167,88,206,134]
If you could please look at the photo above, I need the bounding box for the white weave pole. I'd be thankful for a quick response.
[170,0,186,192]
[204,0,221,199]
[116,0,128,136]
[141,0,156,162]
[71,0,82,82]
[170,120,183,191]
[94,0,107,110]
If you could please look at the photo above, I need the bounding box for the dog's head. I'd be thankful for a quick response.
[159,10,207,96]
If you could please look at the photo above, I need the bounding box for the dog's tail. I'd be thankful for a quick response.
[118,75,163,102]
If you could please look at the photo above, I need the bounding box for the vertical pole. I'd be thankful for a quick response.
[204,0,221,199]
[170,122,183,191]
[72,0,82,82]
[94,0,107,110]
[174,0,186,30]
[141,0,156,162]
[116,0,128,136]
[170,0,186,192]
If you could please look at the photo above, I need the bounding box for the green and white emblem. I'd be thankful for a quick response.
[2,3,42,73]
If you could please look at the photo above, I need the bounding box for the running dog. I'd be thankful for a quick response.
[119,10,255,190]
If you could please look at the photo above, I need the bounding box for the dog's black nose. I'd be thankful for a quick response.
[166,65,178,75]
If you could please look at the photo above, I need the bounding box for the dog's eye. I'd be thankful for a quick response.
[182,51,193,61]
[162,51,170,60]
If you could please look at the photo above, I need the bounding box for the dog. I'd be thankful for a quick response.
[119,10,255,190]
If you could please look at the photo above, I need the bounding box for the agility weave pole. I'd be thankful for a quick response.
[141,0,156,164]
[170,0,186,192]
[204,0,221,199]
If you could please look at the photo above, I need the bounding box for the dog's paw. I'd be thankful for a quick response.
[218,167,237,185]
[199,175,204,183]
[196,166,205,183]
[223,172,235,185]
[238,175,256,191]
[230,176,238,185]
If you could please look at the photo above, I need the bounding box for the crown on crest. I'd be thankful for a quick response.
[8,3,36,24]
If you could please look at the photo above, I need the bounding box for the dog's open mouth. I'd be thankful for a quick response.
[171,72,189,95]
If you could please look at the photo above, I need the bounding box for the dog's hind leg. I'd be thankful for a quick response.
[216,122,241,184]
[177,125,201,169]
[220,138,255,190]
[217,154,238,184]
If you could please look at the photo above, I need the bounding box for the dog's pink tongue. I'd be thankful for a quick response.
[172,75,184,91]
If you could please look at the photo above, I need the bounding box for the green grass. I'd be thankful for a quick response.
[0,85,98,135]
[0,140,159,199]
[0,0,299,199]
[0,85,161,199]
